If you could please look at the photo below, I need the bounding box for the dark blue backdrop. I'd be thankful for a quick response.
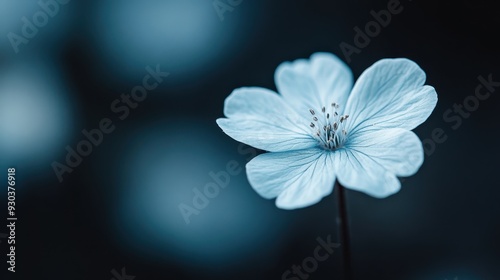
[0,0,499,279]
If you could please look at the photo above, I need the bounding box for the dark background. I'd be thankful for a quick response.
[1,0,499,279]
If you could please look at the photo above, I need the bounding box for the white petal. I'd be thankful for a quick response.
[217,87,316,152]
[223,87,300,122]
[275,52,353,113]
[333,148,401,198]
[344,58,437,134]
[345,128,424,176]
[246,149,335,209]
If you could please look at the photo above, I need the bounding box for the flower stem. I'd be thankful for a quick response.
[335,181,353,280]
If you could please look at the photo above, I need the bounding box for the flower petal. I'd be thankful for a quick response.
[246,149,335,209]
[217,87,316,152]
[343,58,437,134]
[333,148,401,198]
[275,52,353,113]
[345,128,424,177]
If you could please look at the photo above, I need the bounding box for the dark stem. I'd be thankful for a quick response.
[335,181,353,280]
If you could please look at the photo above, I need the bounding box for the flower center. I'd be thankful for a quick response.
[308,102,349,150]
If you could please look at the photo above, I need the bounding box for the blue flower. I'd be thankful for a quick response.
[216,53,437,209]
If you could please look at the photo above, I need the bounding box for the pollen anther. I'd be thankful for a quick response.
[307,101,349,150]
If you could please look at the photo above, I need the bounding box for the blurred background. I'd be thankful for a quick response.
[0,0,499,279]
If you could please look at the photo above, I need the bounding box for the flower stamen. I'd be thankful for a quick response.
[308,101,349,150]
